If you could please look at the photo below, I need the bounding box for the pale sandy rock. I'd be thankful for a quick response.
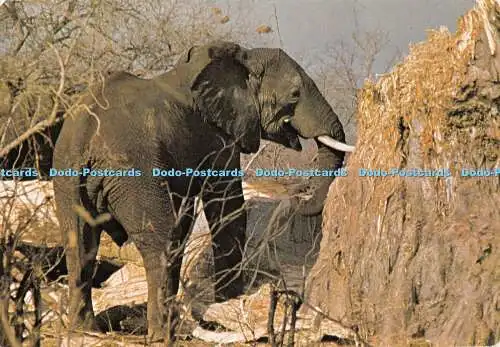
[92,263,147,314]
[192,283,359,344]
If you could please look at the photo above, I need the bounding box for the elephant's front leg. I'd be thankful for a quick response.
[201,176,246,301]
[104,178,192,342]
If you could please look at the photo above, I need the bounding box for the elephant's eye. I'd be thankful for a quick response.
[290,88,300,99]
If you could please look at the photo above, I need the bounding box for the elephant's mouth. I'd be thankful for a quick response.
[261,116,302,151]
[262,115,355,153]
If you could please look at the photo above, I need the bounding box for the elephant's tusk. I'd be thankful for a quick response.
[317,135,355,152]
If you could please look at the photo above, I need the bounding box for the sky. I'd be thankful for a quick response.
[213,0,476,73]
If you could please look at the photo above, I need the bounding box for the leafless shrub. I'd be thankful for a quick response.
[312,4,403,147]
[0,180,67,347]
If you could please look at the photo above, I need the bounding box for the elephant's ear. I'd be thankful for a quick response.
[189,42,261,154]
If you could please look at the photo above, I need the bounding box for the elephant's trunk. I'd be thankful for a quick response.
[290,89,350,216]
[295,140,346,216]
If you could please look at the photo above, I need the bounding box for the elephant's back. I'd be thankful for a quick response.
[55,75,160,163]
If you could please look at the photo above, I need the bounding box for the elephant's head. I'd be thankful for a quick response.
[175,42,354,215]
[244,48,354,215]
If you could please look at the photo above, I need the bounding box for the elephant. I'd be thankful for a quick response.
[52,41,354,341]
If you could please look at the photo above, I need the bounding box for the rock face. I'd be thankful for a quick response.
[305,1,500,345]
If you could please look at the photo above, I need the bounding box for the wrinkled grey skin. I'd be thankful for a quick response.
[53,41,349,341]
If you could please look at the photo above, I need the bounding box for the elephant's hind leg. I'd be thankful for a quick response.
[53,179,103,332]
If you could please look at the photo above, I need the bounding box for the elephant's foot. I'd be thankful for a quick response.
[147,306,186,345]
[147,327,193,347]
[64,312,102,344]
